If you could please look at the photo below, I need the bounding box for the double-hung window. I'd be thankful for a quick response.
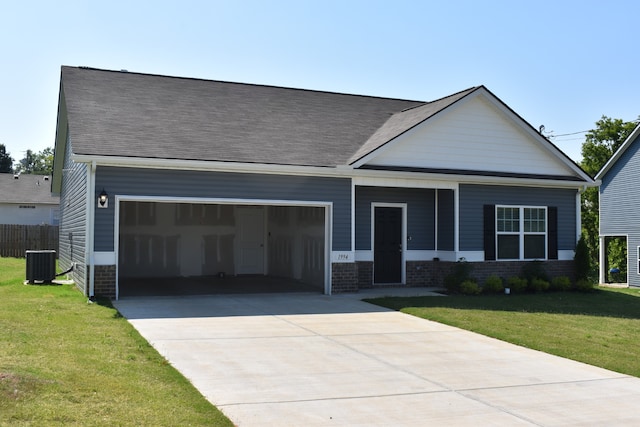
[496,206,547,260]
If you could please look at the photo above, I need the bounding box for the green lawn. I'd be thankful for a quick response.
[0,257,233,426]
[368,287,640,378]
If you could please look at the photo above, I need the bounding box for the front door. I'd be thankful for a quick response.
[374,206,403,283]
[235,207,265,274]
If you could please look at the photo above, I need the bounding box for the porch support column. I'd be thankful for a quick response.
[599,235,606,284]
[434,189,438,252]
[454,184,459,256]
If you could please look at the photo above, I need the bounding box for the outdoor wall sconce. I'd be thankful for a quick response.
[98,188,108,208]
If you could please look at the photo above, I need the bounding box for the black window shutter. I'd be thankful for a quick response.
[548,206,558,260]
[483,205,496,261]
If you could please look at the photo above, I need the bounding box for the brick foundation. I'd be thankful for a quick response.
[331,263,358,293]
[457,260,575,285]
[332,260,575,292]
[406,260,447,287]
[356,262,373,289]
[93,265,116,299]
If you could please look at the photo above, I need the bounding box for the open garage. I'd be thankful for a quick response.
[117,200,328,297]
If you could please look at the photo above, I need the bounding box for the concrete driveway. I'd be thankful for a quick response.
[114,290,640,426]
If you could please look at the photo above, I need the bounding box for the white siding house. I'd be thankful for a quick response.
[0,173,59,225]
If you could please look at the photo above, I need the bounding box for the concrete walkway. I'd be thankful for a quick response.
[114,289,640,426]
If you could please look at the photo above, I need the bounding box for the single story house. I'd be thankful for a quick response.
[595,123,640,286]
[52,66,595,299]
[0,173,59,225]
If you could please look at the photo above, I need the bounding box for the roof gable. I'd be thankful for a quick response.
[595,123,640,181]
[353,87,590,181]
[348,87,478,165]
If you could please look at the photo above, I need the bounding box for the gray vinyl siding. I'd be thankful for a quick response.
[600,134,640,286]
[600,135,640,235]
[94,167,351,251]
[355,187,435,250]
[58,135,88,293]
[459,184,577,252]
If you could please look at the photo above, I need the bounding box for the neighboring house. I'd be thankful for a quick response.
[0,173,59,225]
[52,66,595,299]
[595,123,640,287]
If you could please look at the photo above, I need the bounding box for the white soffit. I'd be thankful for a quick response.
[365,95,576,177]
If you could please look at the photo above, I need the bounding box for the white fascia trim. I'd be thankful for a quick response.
[71,154,592,189]
[353,175,458,189]
[457,251,485,262]
[331,251,355,263]
[355,250,373,262]
[71,154,355,178]
[405,250,439,261]
[353,167,591,190]
[356,250,458,262]
[116,195,333,207]
[558,250,575,261]
[95,251,116,265]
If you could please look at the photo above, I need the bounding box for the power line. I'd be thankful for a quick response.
[552,130,589,138]
[544,118,639,140]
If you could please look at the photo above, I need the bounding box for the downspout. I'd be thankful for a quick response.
[87,160,97,299]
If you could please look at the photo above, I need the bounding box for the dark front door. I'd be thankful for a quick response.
[374,206,402,283]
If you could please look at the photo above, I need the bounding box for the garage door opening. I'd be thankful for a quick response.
[117,201,327,297]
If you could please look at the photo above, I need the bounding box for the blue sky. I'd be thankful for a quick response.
[1,0,638,165]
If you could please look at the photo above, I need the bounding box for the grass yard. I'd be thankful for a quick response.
[0,257,233,426]
[368,287,640,378]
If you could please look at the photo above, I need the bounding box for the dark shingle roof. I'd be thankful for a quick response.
[0,174,59,204]
[61,67,433,167]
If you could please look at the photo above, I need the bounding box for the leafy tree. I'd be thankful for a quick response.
[0,144,13,173]
[34,147,54,175]
[580,116,638,268]
[15,147,53,175]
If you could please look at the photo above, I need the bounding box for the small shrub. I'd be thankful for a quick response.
[444,259,474,294]
[459,280,480,295]
[550,276,572,292]
[483,275,504,294]
[574,236,592,281]
[574,278,595,293]
[506,276,528,293]
[521,260,549,283]
[529,277,550,293]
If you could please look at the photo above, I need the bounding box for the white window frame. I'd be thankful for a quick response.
[496,205,547,261]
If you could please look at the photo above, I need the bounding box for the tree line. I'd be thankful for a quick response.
[0,145,53,175]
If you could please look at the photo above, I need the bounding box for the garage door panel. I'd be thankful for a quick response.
[119,201,327,294]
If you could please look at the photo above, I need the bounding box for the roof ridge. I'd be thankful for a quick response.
[398,86,479,113]
[62,65,426,104]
